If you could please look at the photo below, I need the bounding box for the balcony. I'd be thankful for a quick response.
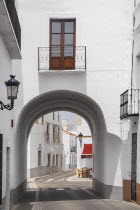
[120,89,140,119]
[0,0,21,59]
[38,46,86,71]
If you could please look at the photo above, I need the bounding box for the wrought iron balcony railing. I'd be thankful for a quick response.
[5,0,21,49]
[38,46,86,71]
[120,89,140,119]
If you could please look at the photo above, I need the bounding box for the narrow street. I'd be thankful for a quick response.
[12,170,140,210]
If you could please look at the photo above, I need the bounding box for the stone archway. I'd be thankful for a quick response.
[13,90,122,203]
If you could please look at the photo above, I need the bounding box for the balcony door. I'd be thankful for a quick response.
[50,19,76,70]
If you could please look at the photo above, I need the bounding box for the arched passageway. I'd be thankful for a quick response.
[13,90,122,203]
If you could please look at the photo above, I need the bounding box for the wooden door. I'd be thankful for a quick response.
[131,133,137,201]
[50,19,76,70]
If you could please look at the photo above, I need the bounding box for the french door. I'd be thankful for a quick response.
[131,133,137,201]
[50,19,76,70]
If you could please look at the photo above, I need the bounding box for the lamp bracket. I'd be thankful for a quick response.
[0,100,14,111]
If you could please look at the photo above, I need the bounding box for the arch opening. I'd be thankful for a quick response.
[13,90,122,204]
[27,111,93,189]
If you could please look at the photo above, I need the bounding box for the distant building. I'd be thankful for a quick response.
[27,112,63,178]
[62,130,77,170]
[62,119,77,170]
[77,116,93,172]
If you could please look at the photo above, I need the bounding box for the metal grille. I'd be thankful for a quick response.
[120,89,140,119]
[5,0,21,49]
[38,46,86,71]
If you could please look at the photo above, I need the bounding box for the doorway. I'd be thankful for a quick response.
[5,147,10,209]
[131,133,137,201]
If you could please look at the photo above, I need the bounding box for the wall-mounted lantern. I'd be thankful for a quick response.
[78,132,83,147]
[0,75,20,111]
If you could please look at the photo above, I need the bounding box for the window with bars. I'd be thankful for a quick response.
[56,154,59,166]
[53,112,55,120]
[58,127,60,143]
[53,126,55,143]
[46,123,50,142]
[47,154,51,167]
[53,155,55,167]
[38,151,41,166]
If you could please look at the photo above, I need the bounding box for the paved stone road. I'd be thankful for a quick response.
[12,170,140,210]
[35,169,92,189]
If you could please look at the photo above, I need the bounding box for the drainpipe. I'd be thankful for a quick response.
[131,0,136,89]
[130,0,136,105]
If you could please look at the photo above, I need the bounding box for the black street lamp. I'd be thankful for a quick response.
[78,132,83,147]
[0,75,20,111]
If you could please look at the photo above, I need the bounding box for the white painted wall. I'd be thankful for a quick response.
[18,1,133,132]
[0,34,13,201]
[128,1,140,186]
[62,133,70,170]
[62,131,77,170]
[15,0,134,195]
[28,112,63,178]
[0,33,23,205]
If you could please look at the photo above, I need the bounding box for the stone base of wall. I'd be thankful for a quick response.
[10,180,26,207]
[136,183,140,205]
[30,166,62,178]
[0,197,5,210]
[93,178,122,200]
[0,180,26,210]
[122,180,140,205]
[69,164,76,169]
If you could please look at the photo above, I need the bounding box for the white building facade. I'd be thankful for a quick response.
[14,0,134,203]
[0,0,24,209]
[27,112,63,178]
[0,0,136,209]
[119,0,140,204]
[62,129,77,171]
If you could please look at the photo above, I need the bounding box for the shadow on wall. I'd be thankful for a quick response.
[93,133,122,199]
[121,143,131,182]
